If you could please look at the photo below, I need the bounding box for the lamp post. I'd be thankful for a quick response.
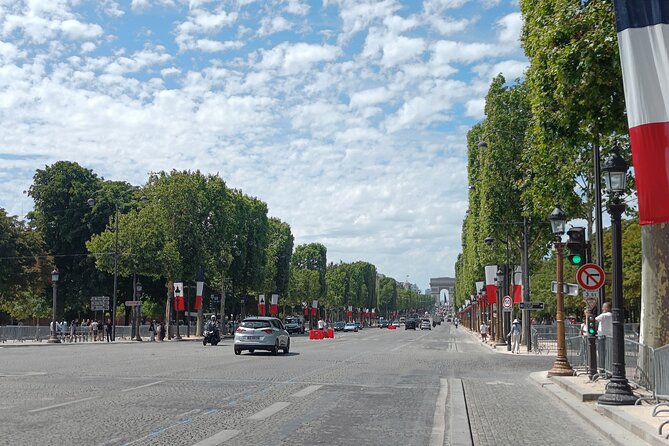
[547,203,574,377]
[598,144,637,405]
[134,280,143,341]
[47,268,61,344]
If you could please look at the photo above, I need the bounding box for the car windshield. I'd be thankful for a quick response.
[241,320,271,329]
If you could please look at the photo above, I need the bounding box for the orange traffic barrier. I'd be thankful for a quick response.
[388,324,396,330]
[328,328,334,338]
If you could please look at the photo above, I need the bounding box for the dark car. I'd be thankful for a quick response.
[334,321,346,332]
[405,319,417,330]
[379,320,389,328]
[284,317,305,335]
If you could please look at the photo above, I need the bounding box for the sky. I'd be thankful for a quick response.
[0,0,527,292]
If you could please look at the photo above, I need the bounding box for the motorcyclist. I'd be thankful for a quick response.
[205,315,219,333]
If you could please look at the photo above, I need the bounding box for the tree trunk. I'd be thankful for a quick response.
[640,223,669,348]
[165,280,173,339]
[196,297,204,337]
[219,278,227,332]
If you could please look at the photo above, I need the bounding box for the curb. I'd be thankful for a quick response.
[529,371,660,446]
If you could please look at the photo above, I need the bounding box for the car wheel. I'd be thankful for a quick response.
[234,348,241,355]
[272,340,279,356]
[249,349,255,353]
[283,339,290,354]
[203,339,207,346]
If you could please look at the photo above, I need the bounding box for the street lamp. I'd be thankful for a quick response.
[547,203,574,376]
[598,144,637,405]
[47,268,61,344]
[88,197,119,341]
[134,280,143,341]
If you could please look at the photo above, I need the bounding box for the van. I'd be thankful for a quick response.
[399,317,406,325]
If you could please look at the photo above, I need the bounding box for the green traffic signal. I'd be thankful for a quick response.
[570,254,583,265]
[588,327,596,335]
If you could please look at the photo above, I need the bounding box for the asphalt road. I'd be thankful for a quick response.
[0,323,611,446]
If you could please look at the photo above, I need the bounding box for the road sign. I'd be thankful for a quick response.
[125,300,142,306]
[583,290,599,299]
[502,295,512,310]
[90,296,109,303]
[91,305,108,311]
[519,301,545,310]
[576,263,606,291]
[551,281,579,296]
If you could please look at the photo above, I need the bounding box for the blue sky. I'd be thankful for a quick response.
[0,0,527,291]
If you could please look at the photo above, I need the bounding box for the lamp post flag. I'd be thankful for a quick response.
[613,0,669,225]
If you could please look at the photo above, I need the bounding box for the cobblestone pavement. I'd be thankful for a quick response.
[0,324,611,445]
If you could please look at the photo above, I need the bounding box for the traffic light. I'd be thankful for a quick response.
[587,314,597,335]
[566,226,586,265]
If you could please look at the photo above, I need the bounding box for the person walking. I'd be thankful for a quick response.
[91,320,99,342]
[69,319,77,343]
[149,320,156,342]
[480,321,488,342]
[105,318,112,342]
[508,319,522,353]
[596,302,613,373]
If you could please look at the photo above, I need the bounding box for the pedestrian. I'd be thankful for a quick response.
[508,319,522,353]
[69,319,77,343]
[91,319,99,342]
[106,318,112,342]
[596,302,612,373]
[480,321,488,342]
[149,320,156,342]
[317,318,325,331]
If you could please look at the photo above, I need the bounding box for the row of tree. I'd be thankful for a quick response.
[0,162,432,328]
[454,1,642,321]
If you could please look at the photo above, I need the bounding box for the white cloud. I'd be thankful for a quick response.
[286,0,310,16]
[496,12,523,43]
[258,15,293,37]
[256,42,340,75]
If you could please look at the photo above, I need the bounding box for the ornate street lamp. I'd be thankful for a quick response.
[547,203,574,376]
[47,268,61,343]
[598,145,637,405]
[134,280,143,341]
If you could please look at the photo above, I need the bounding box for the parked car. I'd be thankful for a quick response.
[405,319,417,330]
[343,322,358,332]
[379,320,389,328]
[355,322,363,330]
[420,319,431,330]
[334,321,346,331]
[234,317,290,355]
[284,316,305,335]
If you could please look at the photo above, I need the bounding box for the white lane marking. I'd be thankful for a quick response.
[291,385,322,397]
[0,372,47,377]
[390,331,432,352]
[121,380,163,392]
[28,396,96,413]
[429,378,449,446]
[191,429,240,446]
[248,402,291,420]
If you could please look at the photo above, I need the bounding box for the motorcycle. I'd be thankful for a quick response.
[203,327,220,346]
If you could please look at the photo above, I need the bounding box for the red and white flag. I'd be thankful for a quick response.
[311,300,318,317]
[614,1,669,224]
[270,294,279,316]
[484,265,498,305]
[195,280,204,311]
[258,294,266,316]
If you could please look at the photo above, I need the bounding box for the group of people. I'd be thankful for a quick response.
[50,318,113,342]
[148,320,166,341]
[479,319,523,354]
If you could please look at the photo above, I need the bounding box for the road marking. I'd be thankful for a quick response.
[191,429,240,446]
[121,380,163,392]
[248,401,290,420]
[0,372,47,377]
[28,396,96,413]
[390,331,432,352]
[429,378,448,446]
[484,381,514,386]
[291,385,321,397]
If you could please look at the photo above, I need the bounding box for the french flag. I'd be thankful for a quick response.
[614,1,669,224]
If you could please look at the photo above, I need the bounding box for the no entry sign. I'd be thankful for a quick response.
[576,263,606,291]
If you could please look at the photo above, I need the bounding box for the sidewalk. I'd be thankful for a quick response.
[0,334,233,347]
[463,325,669,445]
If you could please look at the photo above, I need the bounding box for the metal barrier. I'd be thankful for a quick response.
[0,324,153,343]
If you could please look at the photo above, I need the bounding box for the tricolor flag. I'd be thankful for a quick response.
[194,280,204,311]
[258,294,266,316]
[270,294,279,316]
[614,0,669,224]
[513,266,523,304]
[311,300,318,317]
[484,265,498,305]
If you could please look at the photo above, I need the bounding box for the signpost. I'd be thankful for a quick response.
[519,302,545,310]
[125,300,142,306]
[551,281,579,296]
[502,295,512,312]
[576,263,606,291]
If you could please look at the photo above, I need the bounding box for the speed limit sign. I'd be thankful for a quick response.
[502,295,512,311]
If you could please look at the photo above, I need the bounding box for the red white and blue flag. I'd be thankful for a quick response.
[614,0,669,225]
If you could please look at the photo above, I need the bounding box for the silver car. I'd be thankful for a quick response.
[234,317,290,355]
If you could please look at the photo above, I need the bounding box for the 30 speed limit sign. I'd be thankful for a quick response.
[502,295,512,310]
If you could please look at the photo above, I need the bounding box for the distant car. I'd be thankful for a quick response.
[284,317,305,335]
[379,320,389,328]
[334,321,346,331]
[355,322,363,330]
[234,317,290,355]
[405,319,417,330]
[420,319,431,330]
[391,320,400,327]
[343,322,358,332]
[399,317,406,325]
